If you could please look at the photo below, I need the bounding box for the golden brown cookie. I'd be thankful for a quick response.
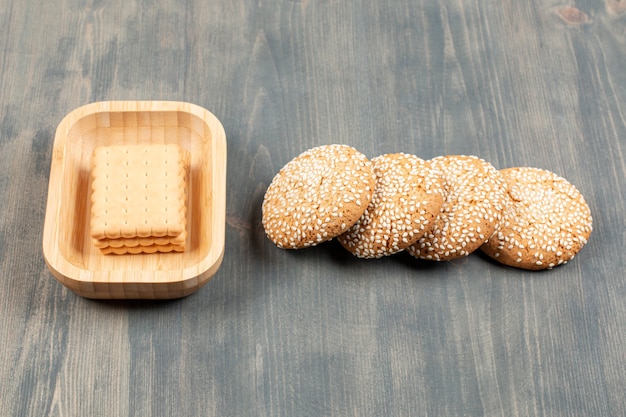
[406,155,506,261]
[262,144,376,249]
[480,167,593,270]
[337,153,444,258]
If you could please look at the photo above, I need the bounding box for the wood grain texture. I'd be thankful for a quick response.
[1,0,625,415]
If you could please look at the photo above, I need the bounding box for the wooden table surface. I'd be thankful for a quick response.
[1,0,625,415]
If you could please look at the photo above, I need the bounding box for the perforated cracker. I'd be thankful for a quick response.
[92,231,187,249]
[90,143,188,254]
[99,243,186,255]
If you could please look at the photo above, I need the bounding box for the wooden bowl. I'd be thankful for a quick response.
[42,101,227,299]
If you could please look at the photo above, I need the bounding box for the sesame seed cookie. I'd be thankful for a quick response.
[406,155,506,261]
[262,144,376,249]
[337,153,444,258]
[480,167,592,270]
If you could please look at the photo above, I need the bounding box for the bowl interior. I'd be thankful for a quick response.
[57,110,213,276]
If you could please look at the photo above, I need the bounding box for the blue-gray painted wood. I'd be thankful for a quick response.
[1,0,624,416]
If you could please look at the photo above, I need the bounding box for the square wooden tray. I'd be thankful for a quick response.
[42,101,227,299]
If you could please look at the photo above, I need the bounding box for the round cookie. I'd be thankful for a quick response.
[262,144,376,249]
[406,155,506,261]
[337,153,444,258]
[480,167,592,270]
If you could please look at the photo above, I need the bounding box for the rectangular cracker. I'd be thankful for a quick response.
[92,231,187,249]
[90,143,188,254]
[99,243,185,255]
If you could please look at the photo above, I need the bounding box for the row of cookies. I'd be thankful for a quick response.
[261,144,592,270]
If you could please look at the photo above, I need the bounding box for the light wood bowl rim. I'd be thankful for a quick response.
[42,101,227,299]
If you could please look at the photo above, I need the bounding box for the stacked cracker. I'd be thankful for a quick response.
[90,143,188,255]
[262,144,593,270]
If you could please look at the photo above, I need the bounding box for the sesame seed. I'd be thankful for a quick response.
[262,144,376,249]
[338,153,445,258]
[479,167,592,270]
[407,155,506,261]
